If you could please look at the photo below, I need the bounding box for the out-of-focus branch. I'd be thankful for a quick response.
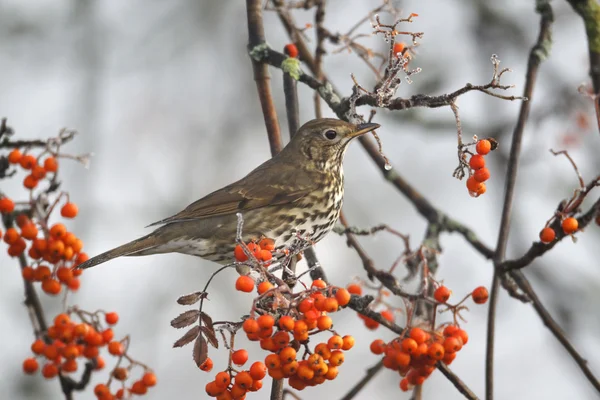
[313,0,326,118]
[566,0,600,96]
[487,3,553,399]
[246,0,283,156]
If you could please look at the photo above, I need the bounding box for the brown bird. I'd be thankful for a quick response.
[77,118,379,270]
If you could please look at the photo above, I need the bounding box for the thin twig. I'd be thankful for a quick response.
[247,0,283,155]
[437,363,480,400]
[487,3,554,399]
[338,360,384,400]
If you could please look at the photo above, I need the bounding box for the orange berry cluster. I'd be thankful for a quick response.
[539,216,579,244]
[202,280,353,398]
[234,238,274,264]
[7,149,59,190]
[22,311,154,399]
[371,325,469,392]
[8,218,88,295]
[466,139,493,197]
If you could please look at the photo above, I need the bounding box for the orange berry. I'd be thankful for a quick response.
[142,371,157,387]
[474,167,490,182]
[325,365,338,380]
[95,355,105,370]
[316,315,332,331]
[34,265,51,281]
[230,384,247,398]
[249,361,267,380]
[272,330,290,348]
[257,314,275,331]
[234,371,253,390]
[20,154,37,170]
[112,367,128,381]
[346,283,362,295]
[8,149,22,164]
[428,342,445,360]
[313,293,327,311]
[393,42,406,55]
[3,228,20,245]
[394,351,411,367]
[284,43,299,58]
[43,157,58,172]
[341,335,355,350]
[401,338,418,354]
[50,223,67,238]
[22,266,35,281]
[298,298,314,313]
[41,279,62,295]
[293,319,308,336]
[472,286,489,304]
[443,336,463,353]
[380,310,394,322]
[104,312,119,325]
[250,380,263,392]
[54,313,70,327]
[232,349,249,366]
[102,328,114,343]
[370,339,386,355]
[67,278,81,291]
[200,357,214,372]
[108,341,124,356]
[327,335,343,350]
[562,217,578,234]
[323,297,339,313]
[334,288,351,306]
[31,165,46,180]
[42,362,59,379]
[23,357,39,374]
[434,286,451,303]
[48,239,65,257]
[466,176,483,193]
[61,203,78,218]
[329,350,345,366]
[130,380,148,395]
[265,353,281,369]
[258,237,275,251]
[235,276,255,293]
[469,154,485,170]
[23,174,38,189]
[476,139,492,155]
[61,358,78,373]
[215,371,231,388]
[257,249,272,263]
[242,318,259,334]
[443,351,457,365]
[297,364,315,381]
[475,183,487,196]
[443,325,460,337]
[279,346,297,364]
[311,279,327,289]
[409,328,428,345]
[205,381,223,397]
[0,197,15,213]
[539,227,556,244]
[20,222,38,240]
[31,339,46,355]
[278,315,295,331]
[62,343,80,359]
[257,280,273,294]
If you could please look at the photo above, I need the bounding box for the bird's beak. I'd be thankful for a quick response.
[349,122,380,138]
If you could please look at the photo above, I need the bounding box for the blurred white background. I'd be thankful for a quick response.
[1,0,599,399]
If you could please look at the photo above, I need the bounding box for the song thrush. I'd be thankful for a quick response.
[77,118,379,270]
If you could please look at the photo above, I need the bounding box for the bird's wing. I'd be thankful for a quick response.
[148,159,318,226]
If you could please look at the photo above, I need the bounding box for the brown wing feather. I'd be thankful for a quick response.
[148,158,317,226]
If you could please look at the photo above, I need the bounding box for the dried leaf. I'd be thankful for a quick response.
[193,335,208,367]
[200,326,219,349]
[171,310,200,329]
[200,312,214,329]
[177,292,208,305]
[173,326,200,348]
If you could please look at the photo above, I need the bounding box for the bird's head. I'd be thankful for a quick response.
[285,118,380,167]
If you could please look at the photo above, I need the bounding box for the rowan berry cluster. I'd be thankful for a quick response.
[22,310,155,399]
[368,285,489,392]
[466,139,494,197]
[174,237,356,399]
[3,129,153,399]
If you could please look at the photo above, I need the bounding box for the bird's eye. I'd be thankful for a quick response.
[324,130,337,140]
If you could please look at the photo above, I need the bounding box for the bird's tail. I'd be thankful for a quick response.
[77,234,158,270]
